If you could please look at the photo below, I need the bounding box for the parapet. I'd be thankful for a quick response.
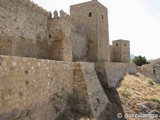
[112,39,130,43]
[49,10,70,23]
[52,10,70,19]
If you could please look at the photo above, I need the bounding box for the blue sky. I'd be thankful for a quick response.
[33,0,160,60]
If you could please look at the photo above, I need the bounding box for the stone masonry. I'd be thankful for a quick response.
[0,55,73,119]
[0,0,136,119]
[111,40,130,63]
[70,0,110,62]
[0,0,130,62]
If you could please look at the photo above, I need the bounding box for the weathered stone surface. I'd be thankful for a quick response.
[73,62,110,118]
[0,55,113,119]
[0,0,48,40]
[0,55,73,119]
[0,0,134,119]
[70,0,110,62]
[95,62,137,88]
[72,27,87,61]
[110,40,130,63]
[0,0,130,63]
[138,63,160,83]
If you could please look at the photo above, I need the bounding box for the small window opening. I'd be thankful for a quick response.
[97,98,100,104]
[102,15,103,19]
[125,43,127,47]
[89,12,92,17]
[116,43,118,47]
[49,34,51,38]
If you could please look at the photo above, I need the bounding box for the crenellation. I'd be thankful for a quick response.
[60,10,67,18]
[0,0,130,62]
[53,10,59,18]
[0,0,134,119]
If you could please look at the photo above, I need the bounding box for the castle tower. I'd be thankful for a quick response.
[70,0,110,62]
[112,40,130,63]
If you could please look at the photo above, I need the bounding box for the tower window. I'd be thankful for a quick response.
[116,43,118,47]
[49,34,51,38]
[89,12,92,17]
[125,43,127,47]
[102,15,103,19]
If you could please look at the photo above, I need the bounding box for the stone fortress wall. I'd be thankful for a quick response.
[0,0,49,58]
[95,62,136,88]
[0,0,130,63]
[0,55,111,119]
[0,0,136,119]
[0,0,48,40]
[0,55,73,119]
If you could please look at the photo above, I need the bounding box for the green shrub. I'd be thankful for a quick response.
[133,55,149,66]
[148,79,154,85]
[121,89,131,98]
[150,98,160,103]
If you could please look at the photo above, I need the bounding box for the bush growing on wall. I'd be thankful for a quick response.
[133,55,149,66]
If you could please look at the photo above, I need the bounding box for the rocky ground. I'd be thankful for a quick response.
[117,73,160,120]
[58,70,160,120]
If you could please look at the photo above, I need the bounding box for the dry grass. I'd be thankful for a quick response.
[117,72,160,114]
[120,89,132,98]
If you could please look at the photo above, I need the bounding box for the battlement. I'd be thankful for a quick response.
[0,1,133,119]
[49,10,70,19]
[0,0,130,62]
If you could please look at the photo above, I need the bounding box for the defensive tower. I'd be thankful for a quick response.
[70,0,110,62]
[112,40,130,63]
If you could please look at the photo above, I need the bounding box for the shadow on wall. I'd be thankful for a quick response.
[95,68,126,120]
[99,88,126,120]
[0,87,126,120]
[93,62,137,120]
[56,89,126,120]
[57,65,127,120]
